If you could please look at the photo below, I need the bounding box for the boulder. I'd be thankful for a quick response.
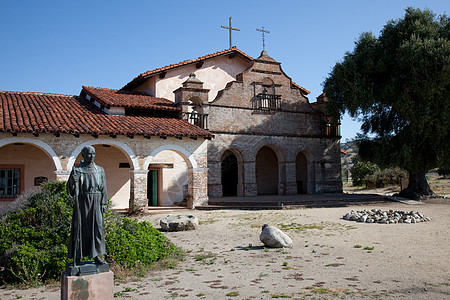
[259,224,293,248]
[160,215,199,231]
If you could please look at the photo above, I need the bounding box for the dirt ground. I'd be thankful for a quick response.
[1,198,449,299]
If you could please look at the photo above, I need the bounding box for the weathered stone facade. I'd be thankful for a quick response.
[128,48,343,199]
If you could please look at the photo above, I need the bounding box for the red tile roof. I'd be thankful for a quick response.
[122,47,253,90]
[291,82,310,95]
[0,90,213,138]
[82,86,179,111]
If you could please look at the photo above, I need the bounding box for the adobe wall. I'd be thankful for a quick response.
[135,55,250,102]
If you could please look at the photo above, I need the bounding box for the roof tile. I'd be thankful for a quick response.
[0,91,213,138]
[82,86,180,111]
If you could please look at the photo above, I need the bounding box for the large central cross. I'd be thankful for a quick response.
[256,26,270,50]
[221,17,240,49]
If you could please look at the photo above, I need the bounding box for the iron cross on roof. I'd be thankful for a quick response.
[221,17,240,49]
[256,26,270,50]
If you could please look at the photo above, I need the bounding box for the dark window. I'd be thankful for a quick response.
[0,169,21,197]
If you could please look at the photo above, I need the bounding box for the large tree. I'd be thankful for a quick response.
[324,8,449,199]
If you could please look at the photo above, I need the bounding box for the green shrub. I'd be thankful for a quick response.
[351,161,380,186]
[0,181,178,286]
[0,181,71,285]
[365,167,408,187]
[105,217,177,268]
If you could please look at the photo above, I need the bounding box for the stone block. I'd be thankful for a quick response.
[61,270,114,300]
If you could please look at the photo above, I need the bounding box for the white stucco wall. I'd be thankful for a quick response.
[151,150,188,206]
[135,55,250,102]
[0,143,56,193]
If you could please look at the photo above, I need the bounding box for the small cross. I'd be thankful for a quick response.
[221,17,240,48]
[256,26,270,50]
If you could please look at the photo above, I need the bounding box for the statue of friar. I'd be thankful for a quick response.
[67,146,108,266]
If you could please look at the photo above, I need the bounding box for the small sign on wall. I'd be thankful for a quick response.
[34,177,48,186]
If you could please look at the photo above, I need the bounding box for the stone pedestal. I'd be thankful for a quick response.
[61,270,114,300]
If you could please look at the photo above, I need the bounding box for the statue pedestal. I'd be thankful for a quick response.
[61,270,114,300]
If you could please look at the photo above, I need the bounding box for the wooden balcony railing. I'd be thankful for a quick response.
[182,112,209,130]
[253,93,282,111]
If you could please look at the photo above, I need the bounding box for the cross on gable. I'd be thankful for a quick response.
[256,26,270,50]
[221,17,240,49]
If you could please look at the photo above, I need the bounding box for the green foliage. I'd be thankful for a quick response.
[351,161,380,186]
[105,217,177,268]
[366,167,408,187]
[0,181,178,286]
[324,8,450,196]
[0,181,71,285]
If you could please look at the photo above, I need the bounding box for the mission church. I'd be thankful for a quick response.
[0,44,342,210]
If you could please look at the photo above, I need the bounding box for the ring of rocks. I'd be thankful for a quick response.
[343,209,430,224]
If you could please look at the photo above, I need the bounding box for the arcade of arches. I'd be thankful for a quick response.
[0,133,208,211]
[214,143,317,198]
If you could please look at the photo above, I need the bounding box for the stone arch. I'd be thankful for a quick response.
[255,146,279,195]
[143,144,199,207]
[252,140,288,195]
[143,144,196,170]
[187,96,203,106]
[220,147,244,197]
[295,149,314,194]
[67,139,139,171]
[0,137,62,171]
[251,139,287,163]
[67,140,138,209]
[0,137,61,196]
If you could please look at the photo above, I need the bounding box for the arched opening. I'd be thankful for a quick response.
[296,152,308,194]
[148,150,189,206]
[256,146,279,195]
[221,150,238,197]
[0,143,56,201]
[74,144,131,209]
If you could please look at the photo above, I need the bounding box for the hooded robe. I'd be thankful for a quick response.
[67,162,107,260]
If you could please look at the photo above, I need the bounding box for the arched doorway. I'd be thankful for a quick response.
[256,146,278,195]
[0,142,56,200]
[296,152,308,194]
[221,151,238,197]
[147,149,189,206]
[74,144,131,209]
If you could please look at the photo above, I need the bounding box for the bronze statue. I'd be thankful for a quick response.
[67,146,107,267]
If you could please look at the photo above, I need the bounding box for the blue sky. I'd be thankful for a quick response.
[0,0,447,142]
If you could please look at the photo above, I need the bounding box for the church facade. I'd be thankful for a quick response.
[0,47,342,211]
[122,47,343,199]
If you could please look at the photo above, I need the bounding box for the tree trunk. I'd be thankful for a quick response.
[398,171,435,199]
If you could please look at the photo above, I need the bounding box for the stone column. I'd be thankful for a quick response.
[243,161,257,196]
[285,162,297,195]
[55,171,71,182]
[207,161,222,198]
[189,168,209,208]
[129,170,148,208]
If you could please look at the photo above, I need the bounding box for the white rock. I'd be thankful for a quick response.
[160,214,199,231]
[260,224,293,248]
